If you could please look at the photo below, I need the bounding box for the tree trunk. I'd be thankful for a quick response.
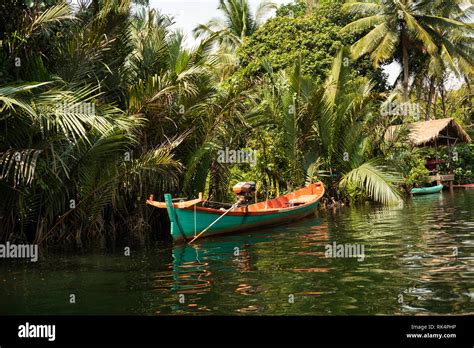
[440,82,446,118]
[426,76,435,120]
[465,76,473,123]
[401,24,409,102]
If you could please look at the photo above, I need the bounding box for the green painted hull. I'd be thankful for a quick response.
[411,184,443,195]
[164,194,320,243]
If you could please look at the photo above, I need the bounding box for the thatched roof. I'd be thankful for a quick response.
[384,118,471,147]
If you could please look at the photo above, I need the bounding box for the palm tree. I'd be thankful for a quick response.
[0,2,196,245]
[258,58,320,189]
[0,79,182,243]
[257,50,402,204]
[193,0,276,50]
[342,0,472,101]
[313,49,403,204]
[419,17,473,119]
[179,78,264,201]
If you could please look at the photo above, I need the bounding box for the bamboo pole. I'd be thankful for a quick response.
[188,202,239,244]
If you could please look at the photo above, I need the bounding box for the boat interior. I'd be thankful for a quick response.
[147,182,324,212]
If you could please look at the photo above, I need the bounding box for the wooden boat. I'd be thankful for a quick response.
[411,184,443,195]
[147,182,325,243]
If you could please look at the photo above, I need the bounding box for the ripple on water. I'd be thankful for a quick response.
[0,192,472,315]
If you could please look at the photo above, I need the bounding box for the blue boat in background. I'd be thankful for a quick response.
[411,184,444,195]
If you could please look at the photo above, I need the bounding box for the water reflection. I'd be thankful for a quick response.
[158,191,473,315]
[173,246,212,295]
[0,191,472,315]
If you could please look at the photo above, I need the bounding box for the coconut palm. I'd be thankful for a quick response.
[193,0,277,50]
[419,18,473,119]
[342,0,473,101]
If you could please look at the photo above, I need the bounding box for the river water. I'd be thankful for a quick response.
[1,190,473,315]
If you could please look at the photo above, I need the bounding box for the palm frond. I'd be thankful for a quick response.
[350,23,389,60]
[370,31,398,68]
[0,149,43,187]
[342,1,383,15]
[402,11,438,55]
[340,160,402,205]
[255,0,277,24]
[341,15,386,35]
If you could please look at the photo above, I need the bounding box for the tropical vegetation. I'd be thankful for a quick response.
[0,0,472,247]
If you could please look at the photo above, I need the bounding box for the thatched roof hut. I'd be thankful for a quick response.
[384,118,471,147]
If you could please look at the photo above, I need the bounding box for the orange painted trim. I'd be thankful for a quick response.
[147,182,325,216]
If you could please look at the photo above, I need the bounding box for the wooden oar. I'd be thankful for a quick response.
[188,201,239,244]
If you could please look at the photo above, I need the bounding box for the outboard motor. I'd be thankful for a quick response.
[232,181,256,205]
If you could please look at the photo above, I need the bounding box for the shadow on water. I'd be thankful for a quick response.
[0,191,473,315]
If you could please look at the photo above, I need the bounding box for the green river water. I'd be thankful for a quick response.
[1,190,473,315]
